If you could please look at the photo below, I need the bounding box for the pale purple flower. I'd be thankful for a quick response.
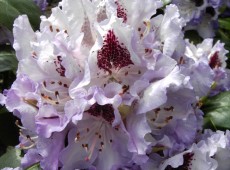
[60,86,133,170]
[144,81,203,156]
[159,130,230,170]
[185,38,229,96]
[171,0,222,38]
[1,74,39,131]
[1,0,230,169]
[171,0,208,23]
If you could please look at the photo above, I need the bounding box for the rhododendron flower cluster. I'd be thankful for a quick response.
[1,0,230,170]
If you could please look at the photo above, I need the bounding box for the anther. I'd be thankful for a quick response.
[49,25,53,32]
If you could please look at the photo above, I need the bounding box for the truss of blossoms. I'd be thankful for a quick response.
[0,0,230,169]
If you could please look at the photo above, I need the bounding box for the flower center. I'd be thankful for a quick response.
[87,103,115,124]
[40,80,70,109]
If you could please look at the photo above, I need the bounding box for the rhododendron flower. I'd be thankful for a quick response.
[0,0,229,169]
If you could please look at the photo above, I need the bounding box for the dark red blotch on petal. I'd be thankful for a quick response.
[97,30,133,74]
[165,153,194,170]
[209,51,221,69]
[115,1,127,23]
[88,103,115,123]
[54,56,66,77]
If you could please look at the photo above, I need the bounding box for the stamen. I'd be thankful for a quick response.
[23,98,39,109]
[85,134,98,161]
[142,20,151,39]
[19,143,36,150]
[15,120,26,130]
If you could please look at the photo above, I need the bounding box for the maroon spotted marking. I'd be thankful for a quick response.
[115,1,127,23]
[87,103,115,123]
[54,56,66,77]
[97,30,133,74]
[165,153,194,170]
[209,51,221,69]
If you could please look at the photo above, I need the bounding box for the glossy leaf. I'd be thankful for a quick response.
[0,146,21,168]
[0,0,41,30]
[0,51,18,73]
[202,92,230,130]
[219,18,230,31]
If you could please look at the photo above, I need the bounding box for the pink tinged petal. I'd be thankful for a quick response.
[13,15,36,61]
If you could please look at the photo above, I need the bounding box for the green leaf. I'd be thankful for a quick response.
[0,50,18,73]
[219,18,230,31]
[0,0,41,30]
[0,146,21,168]
[202,92,230,130]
